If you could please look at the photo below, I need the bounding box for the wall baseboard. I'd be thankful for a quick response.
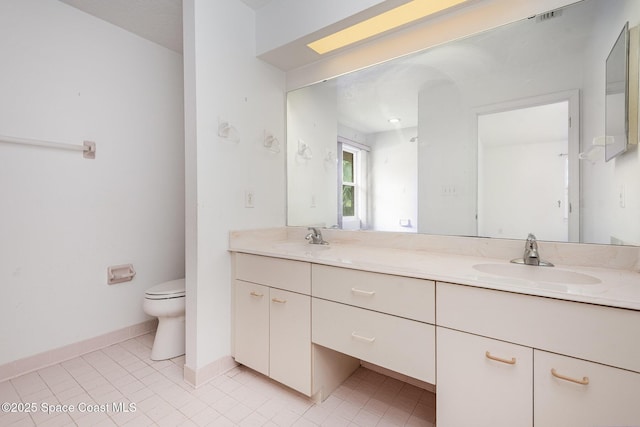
[0,319,157,383]
[184,356,238,388]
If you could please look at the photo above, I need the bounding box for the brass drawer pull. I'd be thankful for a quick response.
[485,351,516,365]
[551,368,589,385]
[249,291,264,297]
[351,332,376,343]
[271,298,287,304]
[351,288,376,296]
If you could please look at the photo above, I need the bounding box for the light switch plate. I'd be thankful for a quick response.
[245,190,255,208]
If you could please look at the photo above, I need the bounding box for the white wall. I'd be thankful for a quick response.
[0,0,185,365]
[370,127,418,232]
[287,83,338,228]
[183,0,286,375]
[418,80,476,236]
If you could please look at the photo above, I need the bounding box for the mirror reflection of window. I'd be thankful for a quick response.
[339,143,368,230]
[342,150,355,217]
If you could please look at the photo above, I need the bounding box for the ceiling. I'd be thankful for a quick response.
[58,0,272,54]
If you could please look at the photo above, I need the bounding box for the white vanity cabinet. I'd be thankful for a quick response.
[233,253,312,396]
[534,350,640,427]
[436,327,533,427]
[231,244,640,423]
[437,281,640,427]
[234,280,270,376]
[311,265,436,383]
[269,287,311,395]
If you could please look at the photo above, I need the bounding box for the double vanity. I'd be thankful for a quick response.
[229,227,640,426]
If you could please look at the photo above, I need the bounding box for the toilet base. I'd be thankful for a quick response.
[151,316,185,360]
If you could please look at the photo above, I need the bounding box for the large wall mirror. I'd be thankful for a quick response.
[287,0,640,246]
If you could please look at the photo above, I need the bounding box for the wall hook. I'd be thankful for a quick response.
[264,130,280,153]
[297,139,313,159]
[324,150,336,163]
[218,118,240,143]
[323,150,337,170]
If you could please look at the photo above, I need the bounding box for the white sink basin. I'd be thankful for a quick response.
[273,242,331,253]
[473,263,601,285]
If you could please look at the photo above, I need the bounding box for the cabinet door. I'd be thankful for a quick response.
[534,350,640,427]
[234,280,269,376]
[437,327,533,427]
[269,288,311,395]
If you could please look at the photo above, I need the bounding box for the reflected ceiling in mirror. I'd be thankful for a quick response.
[287,0,640,246]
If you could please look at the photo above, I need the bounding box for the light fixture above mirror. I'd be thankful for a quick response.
[306,0,470,55]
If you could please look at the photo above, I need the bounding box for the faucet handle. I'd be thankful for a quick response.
[305,227,328,245]
[305,228,315,241]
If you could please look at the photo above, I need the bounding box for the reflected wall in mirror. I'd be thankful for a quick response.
[477,93,578,242]
[287,0,640,246]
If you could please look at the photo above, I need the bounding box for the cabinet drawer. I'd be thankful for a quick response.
[534,350,640,426]
[235,253,311,294]
[312,298,435,383]
[437,282,640,373]
[312,265,435,323]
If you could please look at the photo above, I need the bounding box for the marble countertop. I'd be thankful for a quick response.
[229,228,640,311]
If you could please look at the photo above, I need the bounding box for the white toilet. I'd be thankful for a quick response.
[143,278,186,360]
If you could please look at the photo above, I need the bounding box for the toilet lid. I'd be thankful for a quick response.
[145,278,185,299]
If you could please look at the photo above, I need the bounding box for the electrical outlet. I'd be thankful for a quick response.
[245,190,255,208]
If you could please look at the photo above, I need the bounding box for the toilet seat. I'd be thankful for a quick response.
[145,278,185,300]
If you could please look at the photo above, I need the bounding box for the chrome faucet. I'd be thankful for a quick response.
[523,233,541,265]
[511,233,554,266]
[305,227,328,245]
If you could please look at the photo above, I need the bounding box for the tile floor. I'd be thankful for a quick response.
[0,334,436,426]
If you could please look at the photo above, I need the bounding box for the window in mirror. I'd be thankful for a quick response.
[342,150,355,217]
[339,143,368,229]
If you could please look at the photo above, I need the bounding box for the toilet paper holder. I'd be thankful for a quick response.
[108,264,136,285]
